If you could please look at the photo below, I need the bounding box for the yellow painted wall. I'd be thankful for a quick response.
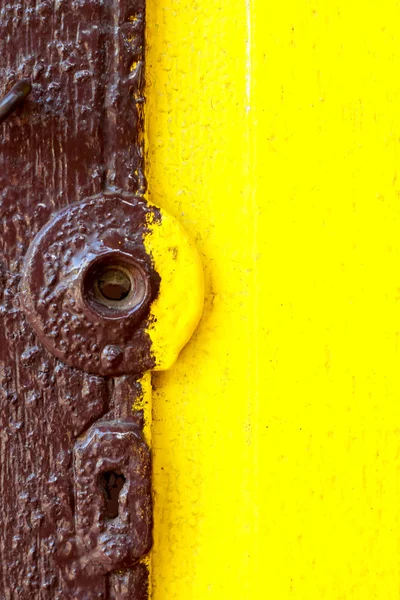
[146,1,400,598]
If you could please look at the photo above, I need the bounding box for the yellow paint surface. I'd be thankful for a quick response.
[144,208,204,372]
[146,1,400,598]
[133,372,153,445]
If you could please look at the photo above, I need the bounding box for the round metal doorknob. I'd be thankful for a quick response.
[21,191,160,377]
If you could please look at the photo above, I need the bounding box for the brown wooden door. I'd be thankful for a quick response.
[0,2,154,598]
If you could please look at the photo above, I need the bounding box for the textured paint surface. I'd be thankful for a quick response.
[0,1,151,597]
[146,1,400,598]
[144,208,204,371]
[21,193,161,378]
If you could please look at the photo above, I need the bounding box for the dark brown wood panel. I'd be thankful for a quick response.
[0,1,147,597]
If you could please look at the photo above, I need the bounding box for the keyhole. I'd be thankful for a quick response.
[97,268,132,301]
[99,471,126,519]
[82,255,150,318]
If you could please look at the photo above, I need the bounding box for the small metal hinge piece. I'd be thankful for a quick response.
[0,78,31,124]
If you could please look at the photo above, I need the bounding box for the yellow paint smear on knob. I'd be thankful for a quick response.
[144,207,204,371]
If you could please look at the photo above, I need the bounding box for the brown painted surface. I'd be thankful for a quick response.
[21,192,160,377]
[0,1,152,598]
[57,377,152,598]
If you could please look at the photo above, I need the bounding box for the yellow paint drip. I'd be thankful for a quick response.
[132,371,153,445]
[130,61,141,74]
[144,207,204,371]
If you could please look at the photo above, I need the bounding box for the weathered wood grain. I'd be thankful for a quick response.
[0,1,146,597]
